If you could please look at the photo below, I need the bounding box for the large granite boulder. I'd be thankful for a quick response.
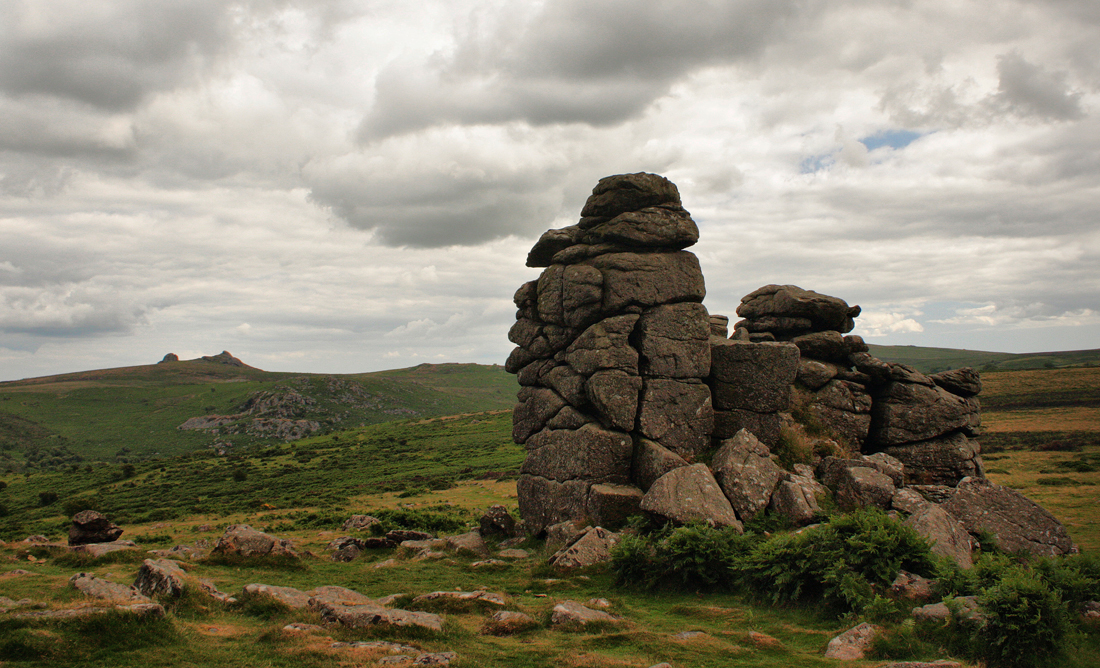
[808,379,872,447]
[211,525,298,558]
[709,340,800,413]
[520,424,632,484]
[548,526,620,569]
[710,430,784,522]
[640,464,742,530]
[736,285,861,335]
[942,477,1076,556]
[868,366,981,447]
[631,438,689,492]
[133,559,188,598]
[68,511,123,546]
[883,432,984,486]
[904,505,974,569]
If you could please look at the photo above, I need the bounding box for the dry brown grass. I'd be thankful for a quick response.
[983,407,1100,433]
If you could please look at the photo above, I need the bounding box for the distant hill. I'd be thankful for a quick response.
[867,344,1100,374]
[0,354,517,471]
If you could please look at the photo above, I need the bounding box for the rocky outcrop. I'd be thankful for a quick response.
[211,525,298,558]
[68,510,123,546]
[510,173,709,535]
[507,172,1073,564]
[942,477,1077,556]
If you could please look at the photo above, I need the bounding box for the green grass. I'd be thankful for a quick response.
[0,360,518,470]
[868,344,1100,374]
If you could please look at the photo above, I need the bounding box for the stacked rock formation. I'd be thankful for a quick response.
[733,284,983,486]
[508,173,1076,560]
[507,173,713,536]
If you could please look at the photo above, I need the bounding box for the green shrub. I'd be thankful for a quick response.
[978,573,1071,668]
[738,509,935,614]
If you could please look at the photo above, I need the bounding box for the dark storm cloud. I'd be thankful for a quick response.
[360,0,810,140]
[0,0,233,111]
[993,52,1084,120]
[305,158,567,247]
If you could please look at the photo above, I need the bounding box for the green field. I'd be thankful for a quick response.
[869,344,1100,374]
[0,359,518,470]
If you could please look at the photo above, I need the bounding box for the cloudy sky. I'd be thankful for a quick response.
[2,0,1098,381]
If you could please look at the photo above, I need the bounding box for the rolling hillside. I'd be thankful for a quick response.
[868,344,1100,374]
[0,355,518,470]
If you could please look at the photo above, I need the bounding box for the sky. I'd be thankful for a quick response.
[2,0,1099,381]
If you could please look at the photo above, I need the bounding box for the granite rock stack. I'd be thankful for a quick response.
[508,173,712,536]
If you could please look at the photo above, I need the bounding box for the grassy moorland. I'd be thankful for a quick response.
[0,358,517,470]
[869,344,1100,374]
[1,359,1099,667]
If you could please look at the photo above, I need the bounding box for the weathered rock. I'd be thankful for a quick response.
[769,479,822,526]
[542,364,587,406]
[635,302,711,378]
[561,315,640,376]
[521,424,632,484]
[790,330,850,364]
[513,386,568,444]
[711,429,784,522]
[342,515,381,531]
[528,225,584,267]
[587,483,643,529]
[479,506,516,537]
[583,206,699,250]
[243,583,312,609]
[585,370,642,430]
[445,532,490,558]
[483,610,538,634]
[884,432,984,486]
[212,525,297,558]
[709,314,729,338]
[709,340,800,412]
[70,573,150,603]
[869,377,981,447]
[797,359,841,390]
[133,559,187,598]
[808,379,872,446]
[905,505,974,569]
[14,602,165,620]
[309,585,376,608]
[929,367,981,397]
[891,571,936,601]
[912,596,982,623]
[580,172,682,219]
[72,540,138,558]
[891,488,932,515]
[414,590,506,606]
[824,622,880,660]
[833,466,896,511]
[387,529,435,543]
[498,549,529,560]
[637,378,713,455]
[517,476,590,536]
[711,409,782,446]
[737,285,860,334]
[314,600,443,632]
[68,510,123,546]
[862,452,906,486]
[329,536,366,562]
[536,263,605,328]
[942,477,1076,556]
[550,600,620,627]
[544,520,588,550]
[640,464,742,530]
[586,251,705,315]
[197,579,237,604]
[548,526,620,569]
[631,438,689,492]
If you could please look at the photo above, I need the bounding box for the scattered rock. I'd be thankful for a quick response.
[68,510,123,546]
[72,540,139,558]
[314,600,444,632]
[548,526,620,569]
[444,531,490,558]
[413,590,506,606]
[711,429,784,522]
[212,525,298,558]
[482,610,537,635]
[904,505,974,569]
[550,600,619,627]
[498,548,530,560]
[342,515,381,531]
[133,558,187,598]
[892,571,936,601]
[824,622,880,660]
[479,506,516,537]
[70,573,150,603]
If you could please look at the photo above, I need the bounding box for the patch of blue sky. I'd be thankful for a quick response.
[799,152,836,174]
[859,129,924,151]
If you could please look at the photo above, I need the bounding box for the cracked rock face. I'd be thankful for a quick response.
[509,173,711,535]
